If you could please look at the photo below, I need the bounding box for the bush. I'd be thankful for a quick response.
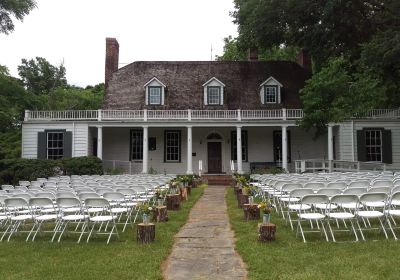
[0,156,103,185]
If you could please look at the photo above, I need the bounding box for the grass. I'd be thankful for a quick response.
[0,186,205,280]
[226,187,400,280]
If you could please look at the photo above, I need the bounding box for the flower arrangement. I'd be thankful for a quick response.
[140,202,153,214]
[155,188,167,199]
[257,199,273,214]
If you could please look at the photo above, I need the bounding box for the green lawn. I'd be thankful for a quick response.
[0,186,205,280]
[226,187,400,280]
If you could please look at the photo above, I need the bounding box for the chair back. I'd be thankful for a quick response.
[289,188,314,199]
[84,198,110,208]
[317,188,342,197]
[348,181,370,188]
[303,182,325,191]
[359,192,388,204]
[301,194,329,205]
[343,187,367,196]
[368,187,391,194]
[56,197,82,208]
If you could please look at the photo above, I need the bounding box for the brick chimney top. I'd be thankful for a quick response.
[248,48,258,61]
[298,49,312,72]
[105,38,119,89]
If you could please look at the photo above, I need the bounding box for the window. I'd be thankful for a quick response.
[130,130,143,160]
[148,86,161,105]
[365,130,382,162]
[47,132,64,159]
[264,85,277,103]
[231,131,248,162]
[165,130,181,162]
[207,87,221,105]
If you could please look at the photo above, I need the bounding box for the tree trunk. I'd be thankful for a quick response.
[258,223,276,242]
[137,223,155,243]
[243,204,260,220]
[166,194,181,211]
[152,206,168,222]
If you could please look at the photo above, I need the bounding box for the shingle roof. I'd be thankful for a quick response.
[103,61,310,110]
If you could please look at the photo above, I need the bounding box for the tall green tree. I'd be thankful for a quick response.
[0,0,36,34]
[17,57,67,95]
[232,0,393,70]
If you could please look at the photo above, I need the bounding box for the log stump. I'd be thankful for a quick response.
[166,194,181,211]
[179,187,188,201]
[186,186,191,196]
[237,194,249,209]
[192,179,202,188]
[234,186,242,196]
[258,223,276,242]
[152,206,168,222]
[137,223,155,243]
[243,204,260,221]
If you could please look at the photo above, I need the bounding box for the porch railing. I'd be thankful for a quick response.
[294,159,386,173]
[24,108,304,122]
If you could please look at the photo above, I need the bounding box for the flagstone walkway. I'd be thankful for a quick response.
[163,185,247,280]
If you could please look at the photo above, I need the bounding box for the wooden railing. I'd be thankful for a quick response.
[294,159,386,173]
[24,109,304,122]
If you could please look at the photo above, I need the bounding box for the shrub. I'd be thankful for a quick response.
[0,156,103,185]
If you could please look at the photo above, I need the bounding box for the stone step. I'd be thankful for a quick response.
[201,175,233,186]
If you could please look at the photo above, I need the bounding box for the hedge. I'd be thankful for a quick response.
[0,156,103,185]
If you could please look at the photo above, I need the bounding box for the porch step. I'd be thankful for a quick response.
[201,175,234,186]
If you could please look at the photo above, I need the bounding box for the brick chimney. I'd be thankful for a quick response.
[298,49,312,72]
[105,38,119,89]
[248,47,258,61]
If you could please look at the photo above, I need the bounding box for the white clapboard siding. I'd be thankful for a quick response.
[21,123,89,159]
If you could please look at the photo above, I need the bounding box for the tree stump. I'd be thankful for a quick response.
[234,186,241,196]
[192,179,202,188]
[166,194,181,211]
[237,194,249,208]
[137,223,155,243]
[152,206,168,222]
[258,223,276,242]
[179,187,188,201]
[243,204,260,220]
[186,186,191,196]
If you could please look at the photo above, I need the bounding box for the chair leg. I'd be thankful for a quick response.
[320,220,329,242]
[87,222,96,243]
[379,218,389,239]
[327,220,336,242]
[356,220,366,241]
[350,220,359,242]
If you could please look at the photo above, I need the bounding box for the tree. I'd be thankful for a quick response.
[17,57,67,95]
[232,0,391,70]
[299,57,386,135]
[0,0,36,34]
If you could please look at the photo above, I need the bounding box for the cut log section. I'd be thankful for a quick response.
[166,194,181,211]
[258,223,276,242]
[137,223,156,243]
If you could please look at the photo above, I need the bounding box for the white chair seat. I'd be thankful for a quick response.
[135,198,148,202]
[298,213,325,220]
[280,197,300,202]
[327,212,354,219]
[86,208,103,213]
[17,209,30,214]
[11,214,32,220]
[63,207,81,213]
[62,214,88,221]
[0,215,8,220]
[288,204,311,211]
[340,203,362,209]
[357,211,384,218]
[41,208,58,213]
[385,209,400,216]
[315,203,337,210]
[390,200,400,206]
[90,216,116,222]
[365,201,386,208]
[36,214,59,221]
[125,202,137,207]
[109,208,127,214]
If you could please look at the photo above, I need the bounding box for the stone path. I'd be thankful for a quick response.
[163,185,247,280]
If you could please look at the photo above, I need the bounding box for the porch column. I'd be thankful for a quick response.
[236,126,243,174]
[142,126,148,174]
[97,126,102,160]
[328,124,334,172]
[328,124,334,161]
[281,125,288,171]
[186,126,193,174]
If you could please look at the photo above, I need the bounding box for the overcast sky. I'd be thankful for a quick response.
[0,0,238,87]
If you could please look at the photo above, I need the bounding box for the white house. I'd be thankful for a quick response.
[21,38,400,174]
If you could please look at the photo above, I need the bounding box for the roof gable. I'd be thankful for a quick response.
[143,77,166,88]
[202,77,226,87]
[260,76,283,87]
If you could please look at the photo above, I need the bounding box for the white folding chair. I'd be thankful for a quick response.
[326,194,359,242]
[296,194,329,243]
[53,197,88,243]
[1,198,33,242]
[103,192,131,232]
[84,198,119,244]
[28,197,59,241]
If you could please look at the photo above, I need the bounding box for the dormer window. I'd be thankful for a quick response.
[260,77,282,104]
[203,77,225,106]
[144,77,166,105]
[148,86,162,105]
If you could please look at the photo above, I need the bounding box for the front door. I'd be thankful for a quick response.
[208,142,222,173]
[273,131,291,165]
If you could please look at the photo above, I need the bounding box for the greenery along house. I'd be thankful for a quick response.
[21,38,399,174]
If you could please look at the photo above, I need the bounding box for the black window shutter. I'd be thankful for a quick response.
[382,130,392,164]
[64,131,72,158]
[37,132,47,159]
[357,130,366,161]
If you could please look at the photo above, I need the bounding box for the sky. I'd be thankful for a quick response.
[0,0,238,87]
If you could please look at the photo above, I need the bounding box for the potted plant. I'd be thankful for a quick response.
[258,199,274,224]
[140,202,153,224]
